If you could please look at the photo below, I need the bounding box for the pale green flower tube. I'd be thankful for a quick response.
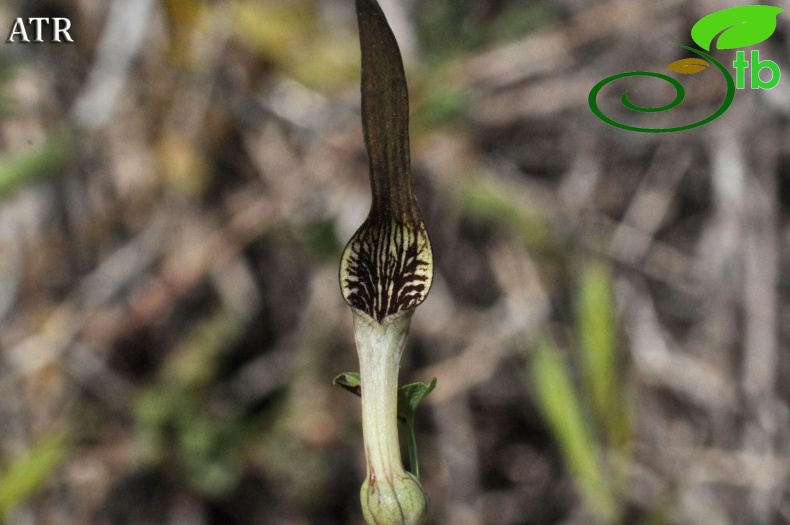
[353,311,427,524]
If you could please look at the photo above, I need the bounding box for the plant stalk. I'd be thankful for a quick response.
[353,310,428,525]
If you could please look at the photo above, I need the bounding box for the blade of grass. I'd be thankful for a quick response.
[0,433,69,519]
[577,261,634,455]
[460,176,552,252]
[0,137,71,199]
[529,336,617,523]
[578,262,617,439]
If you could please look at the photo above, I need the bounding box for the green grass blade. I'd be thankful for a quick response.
[0,137,71,199]
[530,336,616,523]
[0,433,69,519]
[577,261,634,454]
[578,262,618,439]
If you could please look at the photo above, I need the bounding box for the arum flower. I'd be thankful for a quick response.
[338,0,433,523]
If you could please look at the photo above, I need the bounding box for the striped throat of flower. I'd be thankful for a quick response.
[339,0,433,323]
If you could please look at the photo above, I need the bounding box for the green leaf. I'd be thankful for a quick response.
[691,5,783,51]
[332,372,361,397]
[397,378,436,480]
[0,433,69,519]
[397,378,437,426]
[332,373,438,423]
[333,373,436,479]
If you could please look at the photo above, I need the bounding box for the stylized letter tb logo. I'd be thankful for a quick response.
[733,50,780,89]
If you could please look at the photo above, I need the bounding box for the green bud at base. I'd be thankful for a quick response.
[361,471,428,525]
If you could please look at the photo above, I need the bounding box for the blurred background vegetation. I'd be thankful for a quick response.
[1,0,789,524]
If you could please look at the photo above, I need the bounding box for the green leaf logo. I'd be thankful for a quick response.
[691,5,783,51]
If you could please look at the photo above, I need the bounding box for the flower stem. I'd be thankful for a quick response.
[405,424,420,481]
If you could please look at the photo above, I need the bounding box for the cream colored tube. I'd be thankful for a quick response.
[353,310,428,525]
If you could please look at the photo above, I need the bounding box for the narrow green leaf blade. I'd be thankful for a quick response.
[397,378,436,479]
[529,337,616,522]
[0,433,69,519]
[0,136,71,199]
[578,262,617,436]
